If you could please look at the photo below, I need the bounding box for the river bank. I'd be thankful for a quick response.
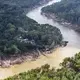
[0,50,51,68]
[0,43,65,68]
[0,39,68,68]
[0,47,80,80]
[1,0,80,79]
[41,12,80,33]
[0,51,38,68]
[0,0,61,68]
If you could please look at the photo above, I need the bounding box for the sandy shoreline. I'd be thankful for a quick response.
[0,49,54,68]
[0,47,80,80]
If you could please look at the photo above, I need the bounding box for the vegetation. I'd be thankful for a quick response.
[42,0,80,30]
[0,2,63,57]
[5,52,80,80]
[0,0,50,13]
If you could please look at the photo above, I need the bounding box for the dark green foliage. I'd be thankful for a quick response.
[42,0,80,26]
[0,0,50,13]
[5,52,80,80]
[0,2,63,56]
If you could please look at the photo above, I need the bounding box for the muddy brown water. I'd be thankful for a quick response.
[0,0,80,79]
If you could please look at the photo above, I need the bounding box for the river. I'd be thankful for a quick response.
[0,0,80,79]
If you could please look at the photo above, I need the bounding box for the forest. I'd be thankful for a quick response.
[0,1,63,58]
[1,0,80,80]
[0,0,50,13]
[5,52,80,80]
[42,0,80,31]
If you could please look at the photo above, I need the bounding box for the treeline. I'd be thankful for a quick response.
[0,0,51,13]
[5,52,80,80]
[0,2,63,57]
[42,0,80,28]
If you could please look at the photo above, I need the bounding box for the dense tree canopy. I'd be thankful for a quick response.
[5,52,80,80]
[42,0,80,29]
[0,1,63,56]
[0,0,50,13]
